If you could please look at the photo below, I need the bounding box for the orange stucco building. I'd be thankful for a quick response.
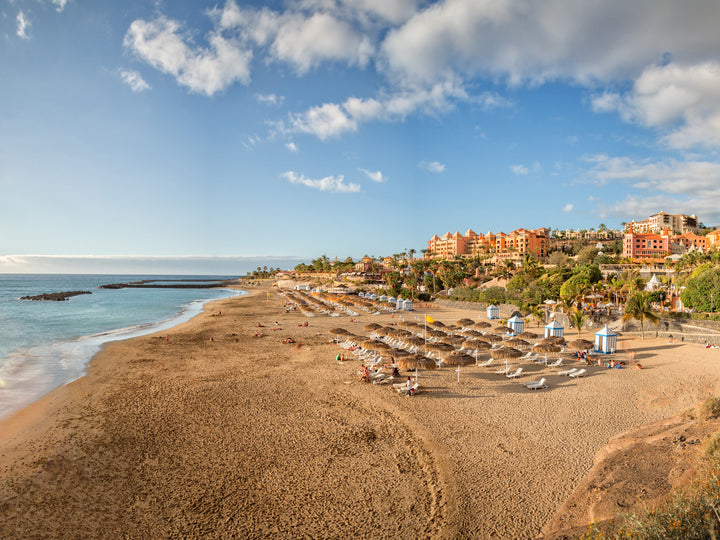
[426,227,548,259]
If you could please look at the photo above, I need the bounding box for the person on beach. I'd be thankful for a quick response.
[405,376,414,397]
[359,365,370,383]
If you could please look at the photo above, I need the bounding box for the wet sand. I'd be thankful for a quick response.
[1,287,719,538]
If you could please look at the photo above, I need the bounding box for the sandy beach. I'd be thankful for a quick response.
[2,286,720,538]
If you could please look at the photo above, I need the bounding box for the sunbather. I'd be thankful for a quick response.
[405,376,413,396]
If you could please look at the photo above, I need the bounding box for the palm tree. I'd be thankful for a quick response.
[569,307,586,337]
[622,291,659,340]
[528,304,545,327]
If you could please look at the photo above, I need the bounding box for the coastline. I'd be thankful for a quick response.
[0,285,242,421]
[1,286,719,537]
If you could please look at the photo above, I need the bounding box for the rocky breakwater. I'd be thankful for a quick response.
[20,291,92,301]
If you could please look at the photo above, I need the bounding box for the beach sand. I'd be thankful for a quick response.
[1,287,720,538]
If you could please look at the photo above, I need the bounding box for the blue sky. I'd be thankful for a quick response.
[3,0,720,273]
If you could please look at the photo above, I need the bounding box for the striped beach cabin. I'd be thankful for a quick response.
[594,325,618,354]
[544,320,564,338]
[487,304,499,319]
[507,315,525,335]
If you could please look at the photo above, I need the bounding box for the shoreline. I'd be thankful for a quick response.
[1,287,719,537]
[0,286,242,422]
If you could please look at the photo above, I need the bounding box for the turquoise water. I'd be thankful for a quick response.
[0,274,242,419]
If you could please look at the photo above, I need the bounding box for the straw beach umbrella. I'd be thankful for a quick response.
[506,338,530,349]
[443,352,475,382]
[441,336,465,347]
[542,336,566,346]
[363,323,383,331]
[462,329,485,338]
[456,318,475,327]
[483,334,503,343]
[491,346,522,371]
[398,354,436,381]
[568,339,594,350]
[474,321,491,329]
[532,342,562,364]
[517,331,538,340]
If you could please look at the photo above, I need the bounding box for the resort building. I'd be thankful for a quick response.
[672,232,708,253]
[706,228,720,249]
[624,212,699,235]
[426,227,549,260]
[622,228,671,259]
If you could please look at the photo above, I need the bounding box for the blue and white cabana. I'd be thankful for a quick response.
[487,304,499,319]
[402,299,413,311]
[396,298,404,310]
[507,315,525,335]
[358,292,365,298]
[388,296,397,304]
[368,293,378,301]
[544,320,564,338]
[379,295,388,302]
[594,325,618,354]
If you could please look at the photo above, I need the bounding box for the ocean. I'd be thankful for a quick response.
[0,274,242,420]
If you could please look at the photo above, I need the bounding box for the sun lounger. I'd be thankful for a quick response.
[524,377,548,390]
[506,367,523,379]
[547,358,563,368]
[395,382,420,394]
[569,368,587,378]
[476,358,493,367]
[495,365,512,375]
[558,368,578,376]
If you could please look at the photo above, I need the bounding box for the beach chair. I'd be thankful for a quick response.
[395,382,420,394]
[547,358,563,368]
[506,367,523,379]
[569,368,587,378]
[519,351,535,360]
[524,378,548,390]
[558,368,578,376]
[495,365,512,375]
[477,358,493,367]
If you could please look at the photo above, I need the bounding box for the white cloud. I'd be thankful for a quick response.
[420,161,445,173]
[271,12,373,74]
[584,154,720,223]
[288,102,358,139]
[120,70,151,92]
[563,203,574,213]
[381,0,720,87]
[360,168,385,182]
[282,171,361,193]
[124,16,252,96]
[285,141,298,152]
[592,61,720,150]
[49,0,69,12]
[16,10,30,39]
[257,93,284,105]
[510,164,529,175]
[286,80,498,139]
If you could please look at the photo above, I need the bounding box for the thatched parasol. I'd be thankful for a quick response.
[461,338,489,349]
[429,320,446,328]
[490,346,522,360]
[517,331,538,340]
[462,329,485,338]
[397,321,413,328]
[532,343,561,354]
[568,339,594,350]
[542,336,566,345]
[390,328,414,338]
[483,334,503,343]
[362,340,392,351]
[426,329,447,338]
[474,321,492,329]
[493,326,510,334]
[374,327,393,337]
[363,323,383,331]
[456,318,475,327]
[398,354,437,379]
[330,327,350,335]
[506,338,529,348]
[426,342,455,352]
[405,336,426,347]
[441,336,465,347]
[444,352,475,366]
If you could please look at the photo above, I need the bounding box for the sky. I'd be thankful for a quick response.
[3,0,720,273]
